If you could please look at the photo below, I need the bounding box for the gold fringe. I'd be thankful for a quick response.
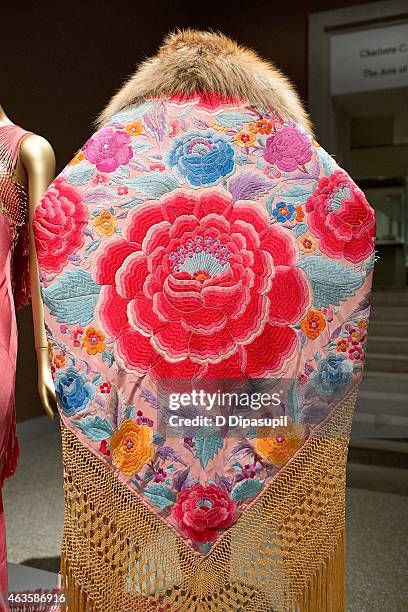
[59,392,356,611]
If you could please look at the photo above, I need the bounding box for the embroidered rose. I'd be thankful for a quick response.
[167,130,234,187]
[311,353,353,396]
[94,190,310,379]
[255,420,304,466]
[110,420,154,476]
[55,367,95,416]
[172,483,236,545]
[305,170,375,263]
[33,177,88,274]
[264,125,312,171]
[83,126,133,172]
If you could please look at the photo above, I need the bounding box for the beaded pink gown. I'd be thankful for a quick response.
[0,124,31,604]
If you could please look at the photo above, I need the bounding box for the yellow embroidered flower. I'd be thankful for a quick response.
[300,309,326,340]
[255,420,304,466]
[53,353,66,369]
[358,319,369,330]
[93,210,117,236]
[298,235,317,254]
[126,121,143,137]
[82,327,106,355]
[110,420,154,476]
[68,150,85,165]
[247,122,258,133]
[209,120,227,132]
[235,130,256,147]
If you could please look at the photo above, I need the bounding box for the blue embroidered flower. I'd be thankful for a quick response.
[311,353,353,396]
[271,202,296,222]
[55,366,95,416]
[167,130,234,187]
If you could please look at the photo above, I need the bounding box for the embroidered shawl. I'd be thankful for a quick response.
[33,30,375,612]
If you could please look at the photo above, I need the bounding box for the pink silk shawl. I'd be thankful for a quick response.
[33,96,375,555]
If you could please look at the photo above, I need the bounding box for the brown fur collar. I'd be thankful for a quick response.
[97,29,312,132]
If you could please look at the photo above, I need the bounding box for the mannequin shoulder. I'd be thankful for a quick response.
[20,133,56,174]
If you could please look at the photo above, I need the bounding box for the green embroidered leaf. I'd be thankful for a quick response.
[153,432,165,445]
[143,484,176,509]
[42,269,101,325]
[74,416,113,441]
[42,269,101,326]
[231,478,264,501]
[66,167,95,185]
[124,171,179,199]
[194,427,223,469]
[294,223,308,237]
[216,111,253,127]
[298,256,365,309]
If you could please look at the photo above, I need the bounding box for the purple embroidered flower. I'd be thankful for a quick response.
[264,125,312,172]
[83,127,133,172]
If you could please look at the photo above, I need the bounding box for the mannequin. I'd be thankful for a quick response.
[0,104,54,608]
[0,105,56,418]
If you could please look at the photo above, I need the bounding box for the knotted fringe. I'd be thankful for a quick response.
[59,533,345,611]
[0,415,19,488]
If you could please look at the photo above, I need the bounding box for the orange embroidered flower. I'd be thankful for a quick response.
[298,235,317,254]
[68,150,85,165]
[236,130,256,147]
[126,121,143,137]
[295,205,305,222]
[336,339,349,352]
[300,309,326,340]
[256,118,272,135]
[110,420,154,476]
[255,420,304,466]
[53,353,66,369]
[93,210,117,236]
[82,327,106,355]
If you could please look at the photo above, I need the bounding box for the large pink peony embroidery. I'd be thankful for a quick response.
[305,170,376,263]
[264,125,312,171]
[83,126,133,172]
[94,190,310,379]
[172,483,236,545]
[33,177,88,274]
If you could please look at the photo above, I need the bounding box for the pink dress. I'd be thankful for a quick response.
[0,124,31,604]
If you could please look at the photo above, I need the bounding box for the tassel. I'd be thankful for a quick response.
[298,530,345,612]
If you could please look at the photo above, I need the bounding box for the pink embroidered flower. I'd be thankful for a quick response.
[33,177,88,274]
[92,172,110,186]
[305,170,375,263]
[264,125,312,171]
[172,483,236,545]
[72,327,84,347]
[94,191,310,379]
[117,185,129,196]
[83,127,133,172]
[149,162,165,172]
[348,345,363,361]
